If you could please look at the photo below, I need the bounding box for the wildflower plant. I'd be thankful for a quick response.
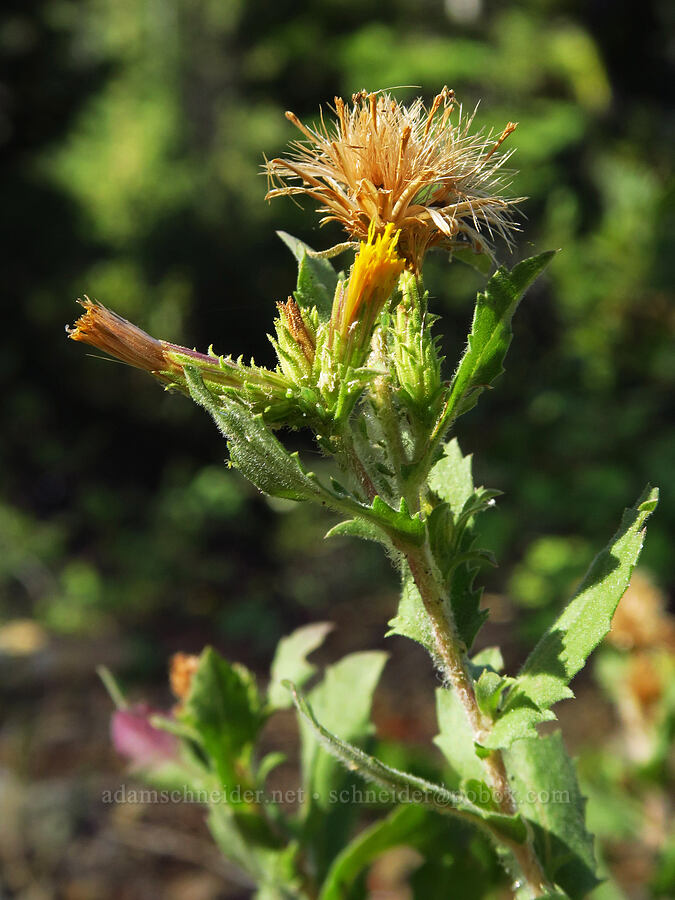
[70,90,659,899]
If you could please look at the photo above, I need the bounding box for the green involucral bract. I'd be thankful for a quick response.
[390,269,444,425]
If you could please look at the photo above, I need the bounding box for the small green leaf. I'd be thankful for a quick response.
[475,670,509,718]
[439,251,555,429]
[268,622,334,709]
[461,778,498,812]
[179,647,266,789]
[185,366,323,502]
[386,571,435,654]
[318,806,428,900]
[452,247,493,275]
[296,651,387,882]
[326,495,424,549]
[429,438,475,516]
[324,517,395,553]
[491,486,659,748]
[277,231,338,319]
[289,682,527,845]
[369,495,425,545]
[471,647,504,672]
[434,688,486,788]
[482,697,556,750]
[505,732,600,899]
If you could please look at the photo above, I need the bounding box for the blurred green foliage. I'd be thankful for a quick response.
[1,0,672,658]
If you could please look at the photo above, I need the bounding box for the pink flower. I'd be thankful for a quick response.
[111,704,177,766]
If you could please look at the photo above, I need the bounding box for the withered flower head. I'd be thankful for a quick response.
[67,298,175,376]
[68,299,262,389]
[67,298,298,419]
[266,87,522,271]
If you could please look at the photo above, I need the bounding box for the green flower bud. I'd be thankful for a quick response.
[390,269,444,424]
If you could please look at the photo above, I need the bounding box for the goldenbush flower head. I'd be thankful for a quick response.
[266,87,521,271]
[332,222,405,343]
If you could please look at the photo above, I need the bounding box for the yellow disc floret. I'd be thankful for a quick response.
[336,223,405,341]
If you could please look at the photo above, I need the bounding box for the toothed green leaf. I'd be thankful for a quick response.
[505,732,600,899]
[185,366,323,501]
[440,251,556,428]
[429,438,476,516]
[369,495,425,545]
[426,440,494,648]
[178,647,266,791]
[268,622,333,709]
[386,570,435,653]
[487,487,659,748]
[277,231,338,319]
[325,517,395,553]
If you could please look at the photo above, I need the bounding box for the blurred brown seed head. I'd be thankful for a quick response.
[626,653,664,712]
[170,652,201,702]
[608,571,675,651]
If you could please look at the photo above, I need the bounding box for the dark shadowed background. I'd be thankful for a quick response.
[1,1,673,898]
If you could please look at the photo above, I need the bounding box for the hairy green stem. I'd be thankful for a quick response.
[336,425,378,503]
[339,402,551,896]
[403,542,552,898]
[373,384,409,496]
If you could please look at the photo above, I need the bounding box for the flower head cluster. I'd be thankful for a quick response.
[266,87,521,271]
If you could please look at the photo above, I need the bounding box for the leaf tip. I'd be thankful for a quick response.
[280,678,297,697]
[637,484,659,514]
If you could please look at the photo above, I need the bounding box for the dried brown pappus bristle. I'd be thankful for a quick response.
[266,88,523,271]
